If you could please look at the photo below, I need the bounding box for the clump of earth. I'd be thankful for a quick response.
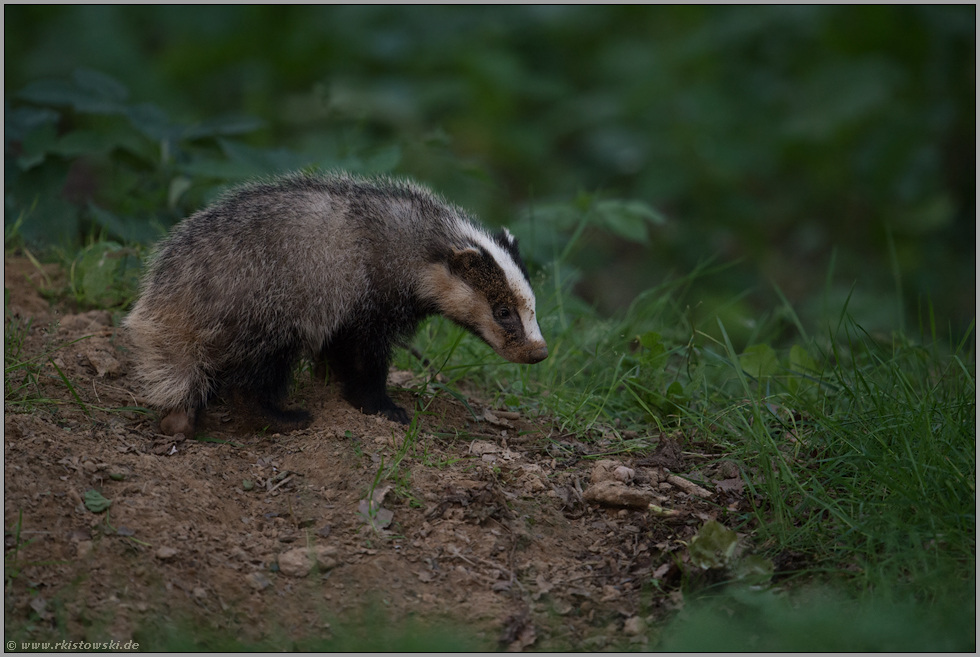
[4,256,752,650]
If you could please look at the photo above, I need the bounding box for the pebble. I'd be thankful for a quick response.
[277,545,338,578]
[623,616,647,636]
[155,546,178,561]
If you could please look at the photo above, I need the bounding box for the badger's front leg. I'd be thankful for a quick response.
[318,332,410,425]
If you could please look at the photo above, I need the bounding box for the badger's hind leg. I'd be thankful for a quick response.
[319,332,410,425]
[228,341,312,433]
[229,389,311,433]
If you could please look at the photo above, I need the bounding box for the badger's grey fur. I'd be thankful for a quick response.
[124,172,547,435]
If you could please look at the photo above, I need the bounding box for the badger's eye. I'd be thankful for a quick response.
[494,307,512,321]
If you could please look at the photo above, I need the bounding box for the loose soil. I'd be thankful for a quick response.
[4,256,750,650]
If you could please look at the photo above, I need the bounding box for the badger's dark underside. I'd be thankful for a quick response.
[314,322,414,425]
[172,321,415,436]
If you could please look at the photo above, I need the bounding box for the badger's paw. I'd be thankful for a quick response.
[380,404,411,425]
[260,407,312,433]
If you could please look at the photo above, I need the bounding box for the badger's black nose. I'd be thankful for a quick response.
[527,345,549,363]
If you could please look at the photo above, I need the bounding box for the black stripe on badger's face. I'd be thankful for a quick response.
[491,228,531,285]
[422,231,547,365]
[448,246,527,343]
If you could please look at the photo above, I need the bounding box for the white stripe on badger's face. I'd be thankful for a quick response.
[454,220,546,347]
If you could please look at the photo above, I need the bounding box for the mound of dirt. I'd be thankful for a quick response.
[3,256,749,650]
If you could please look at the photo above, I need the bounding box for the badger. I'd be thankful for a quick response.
[124,172,548,436]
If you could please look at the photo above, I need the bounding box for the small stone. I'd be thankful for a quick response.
[155,546,178,561]
[76,540,93,558]
[553,599,574,615]
[468,440,499,456]
[623,616,647,636]
[613,465,635,483]
[246,572,272,591]
[85,349,121,378]
[582,635,608,650]
[278,545,338,578]
[590,459,634,484]
[522,474,547,492]
[29,596,52,620]
[278,548,313,577]
[583,480,654,509]
[314,545,339,570]
[193,587,207,600]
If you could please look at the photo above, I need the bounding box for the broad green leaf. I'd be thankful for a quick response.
[734,554,775,585]
[88,203,162,245]
[178,158,259,180]
[71,240,141,306]
[788,344,819,395]
[182,114,264,140]
[665,380,685,398]
[125,102,176,141]
[594,199,650,244]
[8,160,79,245]
[788,344,818,375]
[79,242,123,305]
[17,123,58,170]
[72,68,129,104]
[639,331,663,351]
[218,138,307,175]
[638,331,668,372]
[168,176,193,210]
[5,105,59,144]
[688,520,738,570]
[17,77,126,115]
[740,344,778,379]
[84,489,112,513]
[52,130,115,157]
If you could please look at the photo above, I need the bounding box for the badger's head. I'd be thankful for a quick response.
[422,223,548,365]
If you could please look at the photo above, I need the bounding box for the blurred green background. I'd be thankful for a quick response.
[5,5,975,338]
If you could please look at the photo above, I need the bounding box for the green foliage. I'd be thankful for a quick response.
[659,584,976,652]
[82,489,112,513]
[5,6,974,330]
[688,520,739,570]
[134,606,487,652]
[5,67,402,252]
[68,241,141,309]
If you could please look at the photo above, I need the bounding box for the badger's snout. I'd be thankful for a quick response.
[526,344,549,364]
[505,341,548,364]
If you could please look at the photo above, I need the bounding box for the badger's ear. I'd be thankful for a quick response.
[448,247,483,275]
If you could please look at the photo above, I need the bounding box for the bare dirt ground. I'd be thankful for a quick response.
[4,256,750,650]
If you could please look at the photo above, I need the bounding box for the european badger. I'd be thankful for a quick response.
[125,172,548,436]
